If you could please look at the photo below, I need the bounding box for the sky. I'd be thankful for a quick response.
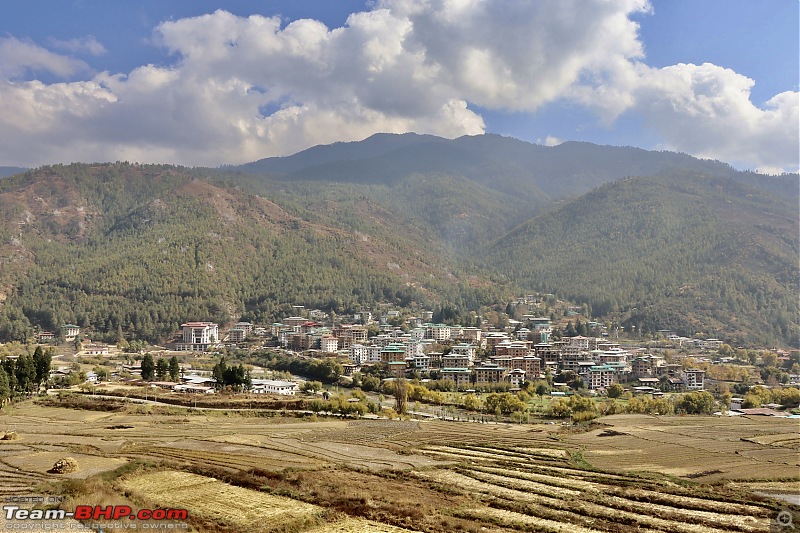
[0,0,797,173]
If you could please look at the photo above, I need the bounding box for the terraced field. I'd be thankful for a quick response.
[0,399,797,532]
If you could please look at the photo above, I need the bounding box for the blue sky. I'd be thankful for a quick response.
[0,0,797,173]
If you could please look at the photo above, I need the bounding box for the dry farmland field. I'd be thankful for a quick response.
[0,396,798,532]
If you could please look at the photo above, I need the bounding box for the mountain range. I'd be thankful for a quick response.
[0,133,797,347]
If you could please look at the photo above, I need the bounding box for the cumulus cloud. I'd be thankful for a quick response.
[634,63,799,172]
[0,1,796,172]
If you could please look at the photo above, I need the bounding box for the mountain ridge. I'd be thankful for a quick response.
[0,134,797,346]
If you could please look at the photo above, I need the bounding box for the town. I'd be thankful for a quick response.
[9,297,798,421]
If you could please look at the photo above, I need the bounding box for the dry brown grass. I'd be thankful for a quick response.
[1,401,795,533]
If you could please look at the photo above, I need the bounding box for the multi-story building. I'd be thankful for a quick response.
[320,336,339,353]
[61,324,80,341]
[458,327,482,343]
[380,343,407,363]
[423,351,440,369]
[474,362,508,385]
[596,347,630,365]
[507,368,526,388]
[234,322,253,335]
[534,343,560,364]
[631,355,666,378]
[176,322,219,351]
[229,329,246,343]
[509,355,541,378]
[335,325,368,348]
[683,368,706,390]
[425,324,452,342]
[485,333,510,354]
[561,351,592,373]
[442,354,471,368]
[450,343,476,360]
[440,367,472,389]
[495,342,531,358]
[349,344,368,364]
[408,354,430,372]
[580,364,618,390]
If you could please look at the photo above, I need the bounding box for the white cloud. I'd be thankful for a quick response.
[0,2,795,172]
[0,37,88,79]
[49,35,107,56]
[632,63,799,172]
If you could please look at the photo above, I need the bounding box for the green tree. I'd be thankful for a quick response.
[15,354,36,394]
[607,383,624,399]
[0,365,10,402]
[141,353,155,381]
[168,356,181,381]
[675,391,716,414]
[155,358,168,380]
[33,346,52,389]
[301,380,322,393]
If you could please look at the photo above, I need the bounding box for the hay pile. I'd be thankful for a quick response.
[49,457,79,474]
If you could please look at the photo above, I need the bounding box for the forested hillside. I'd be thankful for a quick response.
[0,134,797,347]
[0,163,503,343]
[486,173,799,346]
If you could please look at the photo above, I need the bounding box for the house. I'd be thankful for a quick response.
[175,322,219,352]
[84,344,109,356]
[251,379,298,395]
[342,364,361,376]
[37,331,56,342]
[174,384,215,394]
[181,375,217,387]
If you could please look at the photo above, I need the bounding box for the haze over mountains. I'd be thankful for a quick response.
[0,134,797,346]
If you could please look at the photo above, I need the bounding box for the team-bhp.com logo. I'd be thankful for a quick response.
[4,505,188,521]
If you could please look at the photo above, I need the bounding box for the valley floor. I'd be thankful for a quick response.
[0,401,798,532]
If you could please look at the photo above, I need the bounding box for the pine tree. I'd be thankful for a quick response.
[141,353,155,381]
[168,356,180,381]
[155,358,168,380]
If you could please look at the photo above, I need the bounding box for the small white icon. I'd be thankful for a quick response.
[777,511,795,529]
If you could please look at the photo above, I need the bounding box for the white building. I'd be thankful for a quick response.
[61,324,80,341]
[320,336,339,353]
[251,379,298,395]
[176,322,219,351]
[683,369,706,390]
